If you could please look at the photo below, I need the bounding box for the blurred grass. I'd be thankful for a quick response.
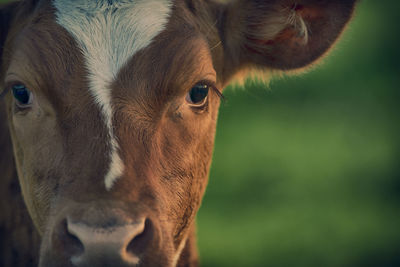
[198,1,400,267]
[1,0,399,266]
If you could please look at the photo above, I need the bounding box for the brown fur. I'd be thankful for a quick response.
[0,0,357,266]
[0,96,41,267]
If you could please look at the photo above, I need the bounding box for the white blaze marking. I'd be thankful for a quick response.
[54,0,172,190]
[172,235,188,267]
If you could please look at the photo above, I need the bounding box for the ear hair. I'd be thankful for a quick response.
[218,0,357,84]
[245,3,309,52]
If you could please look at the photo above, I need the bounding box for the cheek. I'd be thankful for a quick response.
[12,112,61,175]
[10,110,62,232]
[156,100,220,207]
[154,122,216,241]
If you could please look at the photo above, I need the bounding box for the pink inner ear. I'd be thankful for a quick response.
[293,4,324,20]
[237,0,356,70]
[244,4,325,55]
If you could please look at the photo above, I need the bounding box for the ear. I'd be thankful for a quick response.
[217,0,357,80]
[0,1,19,97]
[1,1,20,66]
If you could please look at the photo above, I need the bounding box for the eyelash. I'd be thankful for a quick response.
[198,80,224,101]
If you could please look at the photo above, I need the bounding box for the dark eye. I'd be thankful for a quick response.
[12,84,33,107]
[186,83,209,107]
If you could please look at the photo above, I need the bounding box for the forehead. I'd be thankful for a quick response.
[7,0,214,94]
[53,0,172,86]
[5,0,217,112]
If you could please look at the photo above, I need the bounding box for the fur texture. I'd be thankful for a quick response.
[54,0,172,190]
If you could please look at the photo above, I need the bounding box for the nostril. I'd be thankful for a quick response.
[126,218,153,256]
[53,220,84,259]
[54,217,152,265]
[62,220,84,257]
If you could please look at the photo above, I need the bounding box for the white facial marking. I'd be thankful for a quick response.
[54,0,172,190]
[172,235,188,266]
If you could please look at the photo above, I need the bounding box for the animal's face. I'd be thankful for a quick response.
[0,0,356,266]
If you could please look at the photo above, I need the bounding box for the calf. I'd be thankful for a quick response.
[0,0,357,266]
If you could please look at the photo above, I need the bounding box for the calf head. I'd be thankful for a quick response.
[0,0,356,266]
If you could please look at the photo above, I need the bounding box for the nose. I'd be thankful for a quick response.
[57,218,153,266]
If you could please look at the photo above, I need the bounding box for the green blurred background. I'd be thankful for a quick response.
[197,1,400,267]
[1,0,399,266]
